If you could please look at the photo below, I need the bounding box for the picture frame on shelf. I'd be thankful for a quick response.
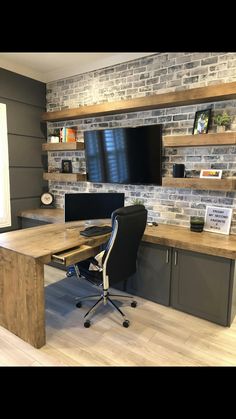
[61,160,72,173]
[192,109,211,135]
[204,206,233,235]
[200,169,222,179]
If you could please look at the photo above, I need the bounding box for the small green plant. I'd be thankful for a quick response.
[131,198,144,206]
[213,111,231,127]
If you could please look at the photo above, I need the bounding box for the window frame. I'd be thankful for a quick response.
[0,103,11,228]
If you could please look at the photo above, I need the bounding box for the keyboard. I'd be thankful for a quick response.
[80,225,112,237]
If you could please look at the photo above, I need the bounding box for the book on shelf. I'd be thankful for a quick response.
[60,127,77,142]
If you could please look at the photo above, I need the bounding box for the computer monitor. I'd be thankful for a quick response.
[64,193,125,222]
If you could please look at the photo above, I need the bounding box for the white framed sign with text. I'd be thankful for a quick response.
[204,206,233,235]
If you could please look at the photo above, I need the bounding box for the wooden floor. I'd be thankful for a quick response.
[0,265,236,366]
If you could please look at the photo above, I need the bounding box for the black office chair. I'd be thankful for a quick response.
[74,205,147,328]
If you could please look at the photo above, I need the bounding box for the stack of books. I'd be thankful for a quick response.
[60,128,77,142]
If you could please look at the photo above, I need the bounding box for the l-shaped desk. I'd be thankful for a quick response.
[1,209,236,348]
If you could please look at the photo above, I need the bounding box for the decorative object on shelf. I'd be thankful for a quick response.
[200,169,222,179]
[48,128,60,143]
[204,206,233,235]
[72,157,80,173]
[192,109,211,135]
[213,111,232,133]
[76,131,84,142]
[190,216,205,233]
[61,160,72,173]
[173,163,185,178]
[40,192,55,208]
[48,136,60,143]
[131,198,144,206]
[48,166,60,173]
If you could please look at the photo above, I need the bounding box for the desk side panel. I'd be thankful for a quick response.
[0,248,45,348]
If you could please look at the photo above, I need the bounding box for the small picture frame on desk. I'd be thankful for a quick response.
[204,205,233,235]
[61,160,72,173]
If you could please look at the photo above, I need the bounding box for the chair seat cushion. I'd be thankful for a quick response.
[76,260,103,286]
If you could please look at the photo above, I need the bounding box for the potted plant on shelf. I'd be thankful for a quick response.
[131,198,145,206]
[213,111,232,133]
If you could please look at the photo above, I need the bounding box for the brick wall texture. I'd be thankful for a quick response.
[46,52,236,233]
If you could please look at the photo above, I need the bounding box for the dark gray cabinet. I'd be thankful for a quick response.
[171,248,236,326]
[126,242,171,306]
[123,242,236,327]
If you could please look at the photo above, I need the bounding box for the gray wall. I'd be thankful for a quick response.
[46,52,236,234]
[0,67,46,233]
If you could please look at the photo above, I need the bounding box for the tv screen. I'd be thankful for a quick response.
[64,193,125,221]
[84,125,162,185]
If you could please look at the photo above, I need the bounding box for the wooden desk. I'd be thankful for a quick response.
[2,212,236,347]
[0,221,111,348]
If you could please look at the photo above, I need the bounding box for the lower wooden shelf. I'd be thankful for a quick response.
[42,142,84,151]
[43,173,87,182]
[162,177,236,191]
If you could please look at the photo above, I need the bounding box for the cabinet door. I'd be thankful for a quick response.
[126,242,171,306]
[171,248,232,326]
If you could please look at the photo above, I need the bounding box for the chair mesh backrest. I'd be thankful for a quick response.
[103,205,147,284]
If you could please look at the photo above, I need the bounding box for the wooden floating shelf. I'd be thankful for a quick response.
[162,177,236,191]
[42,142,84,151]
[43,173,87,182]
[42,81,236,122]
[163,132,236,147]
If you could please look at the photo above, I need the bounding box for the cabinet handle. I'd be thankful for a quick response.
[174,251,178,266]
[166,249,169,264]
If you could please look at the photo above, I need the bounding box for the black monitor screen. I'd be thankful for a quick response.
[64,193,125,221]
[84,125,162,185]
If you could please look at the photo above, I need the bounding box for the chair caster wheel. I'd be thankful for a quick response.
[76,301,82,308]
[123,320,130,328]
[131,301,137,308]
[84,320,91,328]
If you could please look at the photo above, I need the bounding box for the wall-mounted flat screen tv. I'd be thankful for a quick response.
[84,125,162,185]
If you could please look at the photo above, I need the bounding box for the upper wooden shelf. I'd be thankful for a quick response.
[41,81,236,122]
[42,142,84,151]
[162,177,236,191]
[163,131,236,147]
[43,173,87,182]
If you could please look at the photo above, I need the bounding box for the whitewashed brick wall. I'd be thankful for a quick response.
[46,52,236,233]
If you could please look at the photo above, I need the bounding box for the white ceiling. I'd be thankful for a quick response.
[0,52,154,83]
